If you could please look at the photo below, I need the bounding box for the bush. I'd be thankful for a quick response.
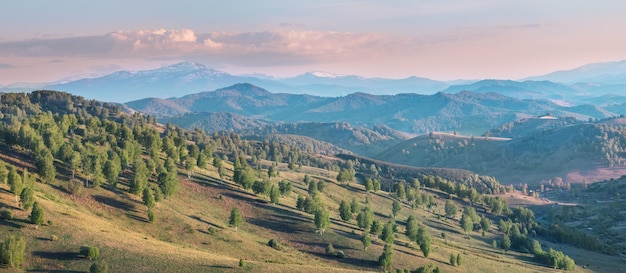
[50,235,58,242]
[0,209,13,220]
[67,179,82,195]
[90,260,108,273]
[207,227,217,234]
[238,258,245,267]
[80,246,99,260]
[268,239,282,250]
[336,250,345,258]
[147,210,155,223]
[325,243,336,255]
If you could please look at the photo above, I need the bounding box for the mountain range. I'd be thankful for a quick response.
[128,83,625,136]
[2,59,624,104]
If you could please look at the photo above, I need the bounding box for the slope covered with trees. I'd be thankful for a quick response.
[0,90,620,272]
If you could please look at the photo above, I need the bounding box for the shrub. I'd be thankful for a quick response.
[268,239,282,250]
[80,246,99,260]
[238,258,245,267]
[147,210,155,223]
[336,250,345,258]
[90,260,108,273]
[50,235,59,242]
[207,227,217,234]
[325,243,336,255]
[0,209,13,220]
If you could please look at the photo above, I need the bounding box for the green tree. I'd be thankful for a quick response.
[370,220,383,237]
[0,161,8,184]
[381,221,395,244]
[480,215,491,232]
[130,158,148,194]
[0,235,25,268]
[461,214,473,235]
[233,166,255,190]
[314,207,330,235]
[457,253,463,266]
[158,170,179,198]
[339,200,353,222]
[252,180,270,196]
[80,246,99,260]
[269,185,281,205]
[36,149,56,184]
[405,215,419,242]
[444,200,458,219]
[361,232,372,251]
[142,187,155,210]
[336,167,353,183]
[392,200,402,218]
[267,165,278,178]
[278,180,292,196]
[19,186,34,211]
[103,154,121,188]
[30,201,45,227]
[501,234,511,252]
[357,206,374,231]
[417,226,431,257]
[184,155,196,178]
[7,166,22,202]
[450,253,456,266]
[69,151,81,180]
[378,243,393,272]
[350,197,360,214]
[229,207,243,232]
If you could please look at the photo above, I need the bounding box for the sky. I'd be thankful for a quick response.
[1,0,626,85]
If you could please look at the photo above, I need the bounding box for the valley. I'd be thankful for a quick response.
[0,90,624,273]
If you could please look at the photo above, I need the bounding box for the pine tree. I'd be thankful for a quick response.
[229,207,243,232]
[405,215,419,242]
[361,232,372,251]
[142,187,155,210]
[8,167,22,202]
[19,187,34,211]
[392,200,402,218]
[378,243,393,272]
[30,201,45,227]
[269,185,281,205]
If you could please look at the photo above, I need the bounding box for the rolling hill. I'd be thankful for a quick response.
[4,90,622,272]
[128,83,624,137]
[375,117,626,186]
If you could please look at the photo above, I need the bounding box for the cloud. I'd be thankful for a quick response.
[0,29,394,67]
[0,63,15,69]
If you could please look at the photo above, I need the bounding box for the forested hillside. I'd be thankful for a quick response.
[127,83,622,136]
[376,118,626,186]
[0,90,620,272]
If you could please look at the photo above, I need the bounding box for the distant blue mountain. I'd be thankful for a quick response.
[43,62,452,102]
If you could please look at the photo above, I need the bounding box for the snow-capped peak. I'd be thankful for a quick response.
[308,71,346,78]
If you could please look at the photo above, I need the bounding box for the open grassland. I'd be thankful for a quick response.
[1,155,622,273]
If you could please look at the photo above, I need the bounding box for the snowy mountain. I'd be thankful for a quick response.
[42,62,452,102]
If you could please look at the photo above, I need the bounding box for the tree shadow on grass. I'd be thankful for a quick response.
[189,215,224,229]
[93,195,137,212]
[302,246,379,269]
[126,213,148,223]
[0,219,25,229]
[27,269,85,273]
[32,251,81,261]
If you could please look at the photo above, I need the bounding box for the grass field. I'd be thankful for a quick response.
[0,155,622,272]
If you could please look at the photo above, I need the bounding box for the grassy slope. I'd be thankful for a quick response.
[0,154,618,272]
